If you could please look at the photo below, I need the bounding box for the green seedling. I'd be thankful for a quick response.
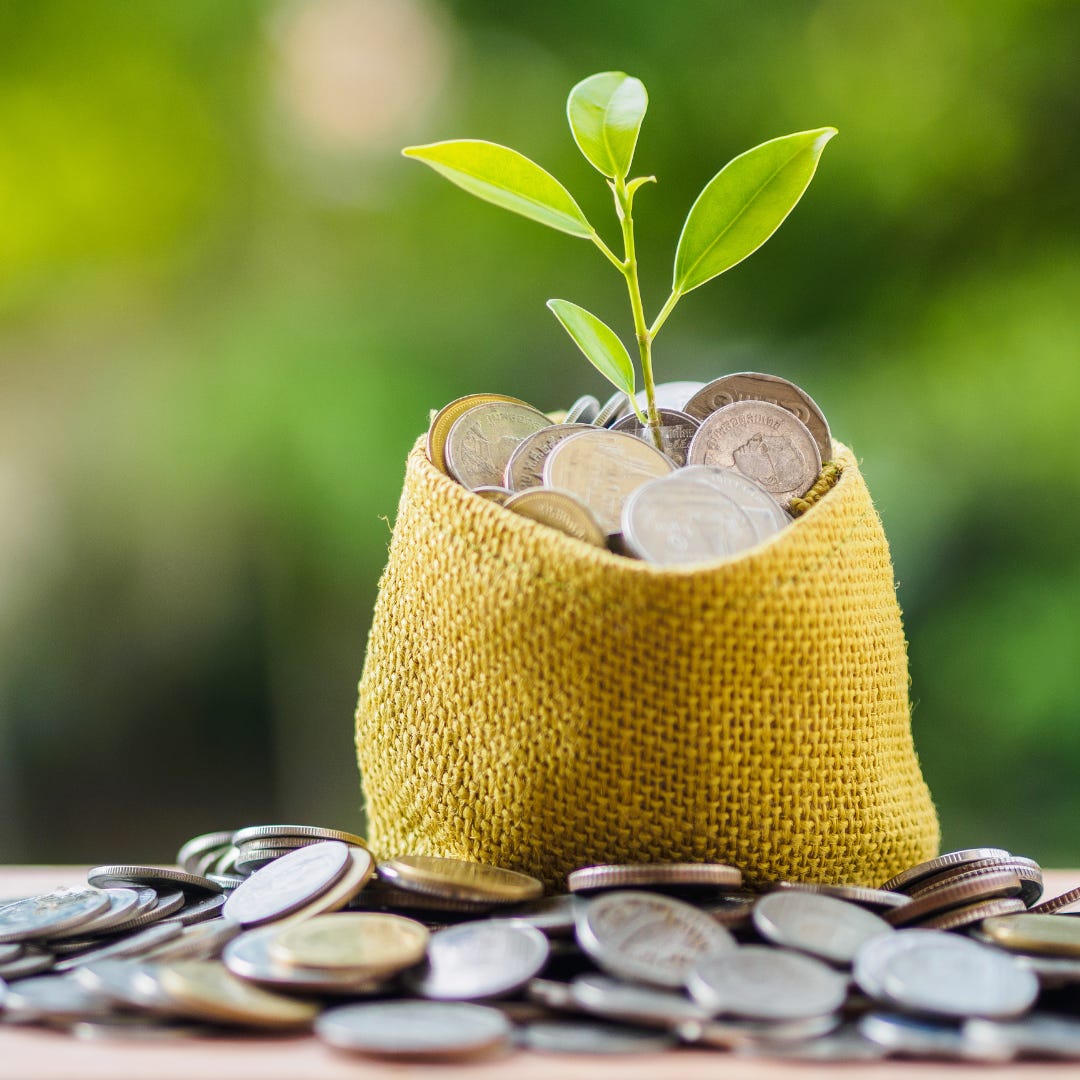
[404,72,835,448]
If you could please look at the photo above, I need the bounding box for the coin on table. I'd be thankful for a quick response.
[157,960,319,1029]
[426,393,535,475]
[406,919,549,1000]
[879,847,1012,894]
[753,891,894,966]
[269,913,429,978]
[576,890,736,989]
[143,918,242,962]
[1,973,115,1023]
[567,863,743,895]
[378,855,543,905]
[160,893,227,927]
[105,889,185,934]
[500,895,581,937]
[569,973,711,1027]
[564,394,600,424]
[980,913,1080,957]
[920,896,1026,931]
[0,949,55,979]
[885,870,1022,927]
[503,423,594,491]
[1029,884,1080,915]
[349,878,495,916]
[177,831,237,876]
[0,887,111,944]
[543,429,675,535]
[233,824,367,847]
[71,959,174,1011]
[914,857,1043,908]
[593,391,629,427]
[53,921,183,972]
[88,865,221,896]
[684,372,833,463]
[688,946,848,1021]
[444,401,551,490]
[45,888,147,940]
[223,841,351,927]
[678,1014,839,1049]
[857,1012,982,1061]
[966,1013,1080,1061]
[519,1018,677,1054]
[610,409,700,467]
[503,489,606,547]
[767,881,912,913]
[317,1000,512,1060]
[687,400,821,504]
[0,942,22,963]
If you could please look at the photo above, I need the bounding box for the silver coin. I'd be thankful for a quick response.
[621,466,785,565]
[0,949,55,979]
[544,429,675,535]
[69,1016,214,1041]
[678,1013,841,1049]
[45,888,146,941]
[857,1012,981,1060]
[966,1013,1080,1061]
[232,824,367,847]
[880,847,1013,894]
[768,880,912,912]
[53,921,183,972]
[1,973,114,1023]
[223,841,350,927]
[103,889,186,935]
[629,381,707,415]
[610,409,700,467]
[519,1019,677,1054]
[500,894,582,937]
[159,893,227,928]
[444,402,551,490]
[72,960,175,1011]
[576,891,735,989]
[746,1026,887,1061]
[683,372,832,463]
[503,423,594,491]
[525,978,578,1011]
[406,920,549,1000]
[687,400,821,503]
[0,942,22,963]
[570,973,710,1028]
[316,1001,512,1060]
[688,946,848,1021]
[177,832,236,875]
[1013,953,1080,988]
[563,394,600,424]
[592,391,629,427]
[0,887,111,944]
[752,891,894,966]
[143,918,242,963]
[87,864,222,896]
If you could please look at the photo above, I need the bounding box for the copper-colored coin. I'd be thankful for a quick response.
[378,855,543,905]
[503,423,594,491]
[610,409,700,467]
[445,402,551,490]
[686,401,821,505]
[910,859,1043,908]
[426,393,534,475]
[921,897,1027,932]
[504,489,606,548]
[683,372,832,463]
[885,871,1022,928]
[1029,885,1080,915]
[880,848,1012,894]
[472,486,514,505]
[567,863,743,895]
[980,912,1080,956]
[767,881,912,913]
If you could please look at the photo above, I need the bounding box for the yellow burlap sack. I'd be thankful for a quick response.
[355,435,939,889]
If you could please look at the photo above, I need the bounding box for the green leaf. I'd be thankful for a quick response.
[673,127,837,295]
[567,72,648,179]
[402,139,594,238]
[546,299,636,396]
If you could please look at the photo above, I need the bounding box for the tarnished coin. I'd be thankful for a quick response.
[378,855,543,905]
[88,865,221,896]
[406,920,549,1000]
[317,1000,512,1060]
[0,887,111,944]
[53,921,183,972]
[688,946,848,1021]
[567,863,743,895]
[426,393,534,475]
[223,841,352,927]
[621,466,789,565]
[980,912,1080,957]
[885,870,1022,927]
[444,401,551,490]
[593,391,629,427]
[544,429,675,534]
[157,960,319,1029]
[570,973,710,1027]
[753,891,893,965]
[880,847,1012,894]
[232,824,367,847]
[269,913,429,977]
[684,372,832,463]
[1029,884,1080,915]
[920,896,1026,930]
[611,409,700,467]
[503,423,594,491]
[520,1019,677,1054]
[0,973,114,1024]
[767,881,912,913]
[687,400,821,504]
[504,489,606,548]
[576,891,735,989]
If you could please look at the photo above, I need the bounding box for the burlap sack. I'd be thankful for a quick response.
[355,435,939,889]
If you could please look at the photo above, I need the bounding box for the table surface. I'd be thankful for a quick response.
[1,866,1078,1080]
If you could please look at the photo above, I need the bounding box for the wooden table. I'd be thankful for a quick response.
[2,866,1078,1080]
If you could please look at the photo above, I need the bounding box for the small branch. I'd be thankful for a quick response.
[590,231,626,272]
[648,290,680,339]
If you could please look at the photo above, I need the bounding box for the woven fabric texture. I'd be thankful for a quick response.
[356,436,939,889]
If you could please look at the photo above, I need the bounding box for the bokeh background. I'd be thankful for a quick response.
[2,0,1078,866]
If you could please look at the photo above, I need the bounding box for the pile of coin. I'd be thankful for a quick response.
[5,834,1080,1062]
[427,373,835,564]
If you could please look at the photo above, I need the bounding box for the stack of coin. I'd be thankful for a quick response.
[7,838,1080,1062]
[426,372,834,565]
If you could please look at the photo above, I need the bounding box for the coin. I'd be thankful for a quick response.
[592,391,629,427]
[543,429,675,534]
[920,896,1026,930]
[748,1026,887,1062]
[683,372,833,463]
[503,423,594,491]
[223,841,352,927]
[377,855,543,904]
[0,942,22,963]
[504,489,606,547]
[575,891,736,989]
[472,485,514,504]
[45,888,146,940]
[966,1013,1080,1061]
[980,912,1080,957]
[87,865,221,896]
[444,401,551,490]
[564,394,600,424]
[232,824,367,847]
[767,881,912,912]
[753,891,893,966]
[499,894,581,937]
[857,1012,981,1061]
[177,832,236,875]
[53,921,183,972]
[349,877,495,916]
[569,973,711,1027]
[0,973,115,1024]
[105,888,185,934]
[1029,884,1080,915]
[687,400,821,504]
[567,863,743,895]
[519,1019,677,1054]
[610,409,700,467]
[159,893,227,928]
[71,959,175,1011]
[142,918,242,962]
[884,870,1022,927]
[0,949,55,979]
[621,466,788,565]
[677,1013,841,1049]
[688,946,848,1021]
[269,913,429,977]
[909,858,1043,907]
[0,887,111,944]
[879,847,1012,894]
[317,1000,512,1060]
[406,919,549,1000]
[426,393,534,475]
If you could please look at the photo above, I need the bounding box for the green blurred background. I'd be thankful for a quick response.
[2,0,1078,867]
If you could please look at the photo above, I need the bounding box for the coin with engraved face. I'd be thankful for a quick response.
[503,424,594,491]
[611,409,700,467]
[445,402,551,490]
[544,429,675,535]
[427,393,535,475]
[504,489,606,548]
[687,401,821,504]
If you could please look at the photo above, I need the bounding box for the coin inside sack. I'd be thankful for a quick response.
[504,489,606,548]
[427,392,535,475]
[444,401,551,490]
[563,394,600,424]
[503,423,595,491]
[610,408,700,467]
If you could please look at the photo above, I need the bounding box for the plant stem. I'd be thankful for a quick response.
[649,289,680,339]
[614,177,662,451]
[589,231,626,272]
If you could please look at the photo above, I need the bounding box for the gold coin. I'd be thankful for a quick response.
[504,489,606,548]
[157,960,319,1028]
[980,913,1080,957]
[379,855,543,904]
[426,393,533,475]
[269,912,429,976]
